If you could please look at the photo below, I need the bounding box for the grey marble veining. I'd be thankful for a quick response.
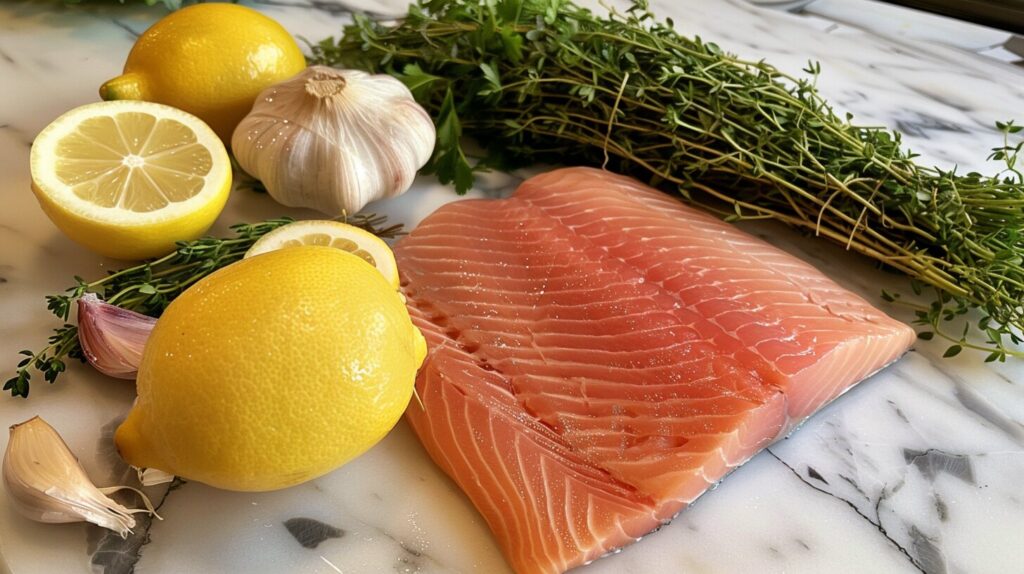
[0,1,1022,573]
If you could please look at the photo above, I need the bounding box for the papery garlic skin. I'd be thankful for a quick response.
[232,66,436,215]
[3,417,156,537]
[77,293,156,379]
[137,467,175,486]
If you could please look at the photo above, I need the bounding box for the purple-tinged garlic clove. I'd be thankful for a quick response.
[77,294,155,379]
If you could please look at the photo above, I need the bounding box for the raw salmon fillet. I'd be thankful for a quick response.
[397,167,914,573]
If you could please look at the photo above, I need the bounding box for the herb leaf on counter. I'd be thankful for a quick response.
[311,0,1024,359]
[5,213,404,398]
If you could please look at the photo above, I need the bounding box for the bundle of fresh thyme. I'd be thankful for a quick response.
[310,0,1024,360]
[6,213,403,397]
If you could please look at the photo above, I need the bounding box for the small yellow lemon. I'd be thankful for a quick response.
[100,3,306,143]
[114,246,427,491]
[29,100,231,260]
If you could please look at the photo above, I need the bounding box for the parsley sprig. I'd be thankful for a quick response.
[6,214,404,398]
[311,0,1024,360]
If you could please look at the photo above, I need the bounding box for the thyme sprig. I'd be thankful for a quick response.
[312,0,1024,360]
[6,213,404,398]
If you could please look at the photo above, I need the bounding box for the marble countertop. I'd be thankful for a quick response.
[1,1,1023,573]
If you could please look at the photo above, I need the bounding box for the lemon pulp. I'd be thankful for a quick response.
[55,112,213,212]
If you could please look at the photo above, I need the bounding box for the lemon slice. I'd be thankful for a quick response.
[245,220,400,287]
[30,100,231,260]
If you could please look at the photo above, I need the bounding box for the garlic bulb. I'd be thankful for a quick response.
[77,293,155,379]
[3,417,159,537]
[232,66,436,215]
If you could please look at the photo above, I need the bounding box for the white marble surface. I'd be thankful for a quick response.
[798,0,1017,55]
[0,1,1023,573]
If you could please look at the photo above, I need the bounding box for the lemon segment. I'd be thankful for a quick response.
[30,101,231,260]
[245,220,400,288]
[114,247,427,492]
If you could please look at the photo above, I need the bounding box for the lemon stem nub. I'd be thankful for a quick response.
[100,73,146,101]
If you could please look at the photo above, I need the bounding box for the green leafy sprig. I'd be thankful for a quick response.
[311,0,1024,360]
[6,213,404,398]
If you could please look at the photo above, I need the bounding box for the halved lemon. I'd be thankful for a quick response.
[30,100,231,260]
[245,220,399,287]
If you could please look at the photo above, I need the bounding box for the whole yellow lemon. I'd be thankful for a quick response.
[115,246,427,491]
[99,3,306,143]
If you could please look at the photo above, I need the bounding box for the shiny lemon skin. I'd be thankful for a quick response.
[115,247,427,491]
[100,3,307,143]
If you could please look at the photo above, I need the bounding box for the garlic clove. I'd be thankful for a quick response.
[136,467,175,487]
[3,416,159,537]
[232,66,437,216]
[77,293,156,379]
